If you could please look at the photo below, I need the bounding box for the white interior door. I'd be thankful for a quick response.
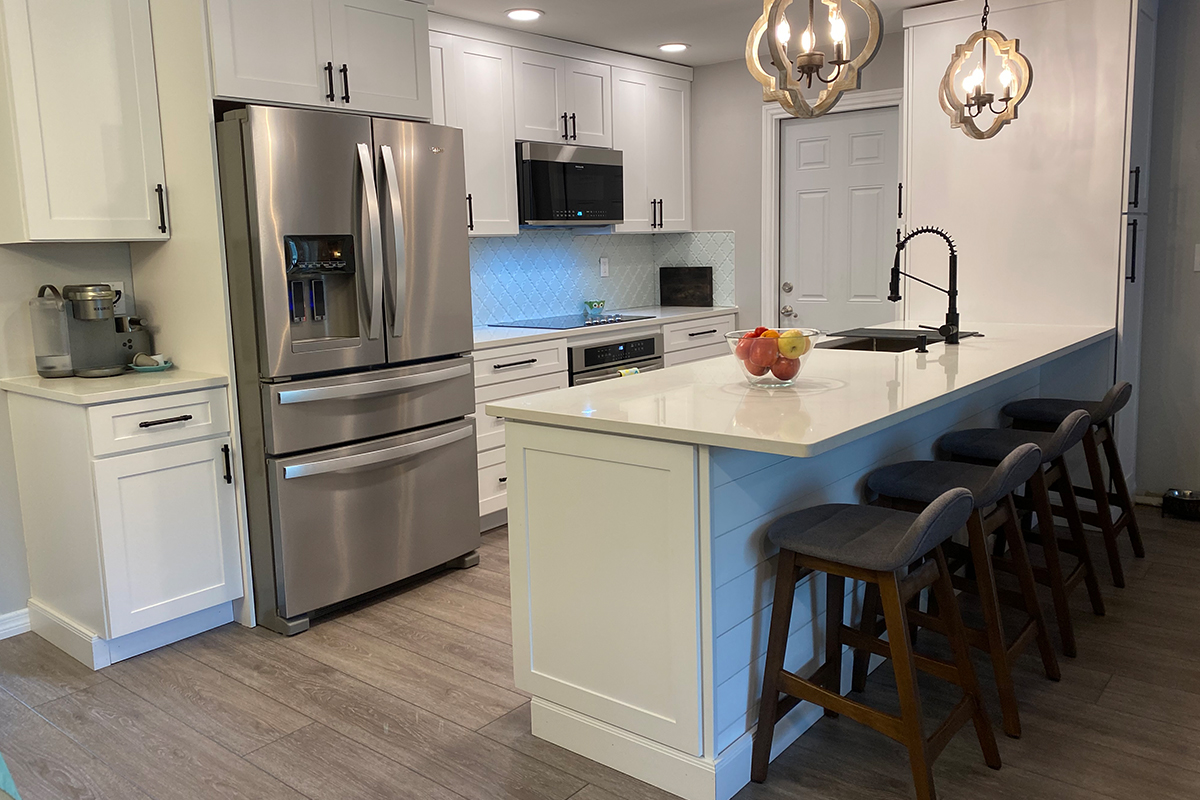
[779,106,900,332]
[565,59,612,148]
[329,0,431,119]
[513,49,568,143]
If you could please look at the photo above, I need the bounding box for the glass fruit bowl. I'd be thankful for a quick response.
[725,327,820,388]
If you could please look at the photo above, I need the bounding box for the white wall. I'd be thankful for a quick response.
[691,32,905,325]
[0,244,135,615]
[1136,0,1199,494]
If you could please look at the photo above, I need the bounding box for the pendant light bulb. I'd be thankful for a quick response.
[800,26,814,53]
[776,16,792,45]
[999,66,1015,87]
[830,14,846,43]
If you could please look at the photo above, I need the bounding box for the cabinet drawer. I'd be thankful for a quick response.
[475,372,569,453]
[662,315,736,352]
[664,341,728,368]
[88,388,231,457]
[474,339,568,387]
[478,447,508,516]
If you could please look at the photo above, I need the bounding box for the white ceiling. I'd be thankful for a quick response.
[429,0,931,66]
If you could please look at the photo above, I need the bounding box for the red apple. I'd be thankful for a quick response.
[734,332,758,360]
[749,336,780,369]
[745,361,770,376]
[771,357,801,381]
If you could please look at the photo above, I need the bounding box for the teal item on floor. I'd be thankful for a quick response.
[0,752,20,800]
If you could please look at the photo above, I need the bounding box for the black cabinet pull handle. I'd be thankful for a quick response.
[324,61,335,101]
[569,113,577,141]
[1127,218,1139,284]
[154,184,167,233]
[467,194,474,231]
[1130,166,1141,209]
[499,476,507,484]
[493,358,537,370]
[688,329,718,338]
[561,112,569,140]
[650,199,658,229]
[897,182,904,219]
[222,444,233,485]
[139,414,192,429]
[340,64,350,103]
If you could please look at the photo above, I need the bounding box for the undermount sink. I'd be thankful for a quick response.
[815,328,946,354]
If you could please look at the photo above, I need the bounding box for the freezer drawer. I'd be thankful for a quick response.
[268,418,480,618]
[262,357,474,455]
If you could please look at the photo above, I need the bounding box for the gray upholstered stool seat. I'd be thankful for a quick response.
[766,489,974,573]
[939,410,1091,466]
[1003,382,1132,427]
[867,444,1040,512]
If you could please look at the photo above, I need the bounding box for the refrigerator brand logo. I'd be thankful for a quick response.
[430,147,444,154]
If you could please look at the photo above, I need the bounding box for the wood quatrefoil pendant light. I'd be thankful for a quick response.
[746,0,883,118]
[940,0,1033,139]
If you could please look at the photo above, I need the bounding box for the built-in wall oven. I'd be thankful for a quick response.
[569,332,664,386]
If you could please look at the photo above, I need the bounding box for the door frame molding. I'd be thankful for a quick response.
[760,88,904,328]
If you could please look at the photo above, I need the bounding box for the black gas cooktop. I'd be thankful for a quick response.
[489,313,655,330]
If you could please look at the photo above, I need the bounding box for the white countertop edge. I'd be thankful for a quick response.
[473,306,739,349]
[487,326,1116,459]
[0,371,230,406]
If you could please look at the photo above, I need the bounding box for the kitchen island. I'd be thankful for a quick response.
[487,323,1114,800]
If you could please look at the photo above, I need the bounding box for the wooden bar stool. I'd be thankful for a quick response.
[862,444,1060,739]
[1003,382,1146,588]
[751,489,1001,800]
[937,410,1105,658]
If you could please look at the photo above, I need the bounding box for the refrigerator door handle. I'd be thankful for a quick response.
[276,361,471,405]
[283,424,474,479]
[380,144,407,339]
[356,142,384,341]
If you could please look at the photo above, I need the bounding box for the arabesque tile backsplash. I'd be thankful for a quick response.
[469,231,735,326]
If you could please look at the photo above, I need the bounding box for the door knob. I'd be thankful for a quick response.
[781,282,794,294]
[781,305,795,317]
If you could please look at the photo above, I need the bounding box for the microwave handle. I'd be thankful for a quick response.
[380,144,406,338]
[356,142,384,341]
[283,424,473,479]
[277,362,471,405]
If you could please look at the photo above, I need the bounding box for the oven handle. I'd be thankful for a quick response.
[283,424,473,479]
[573,358,664,385]
[277,362,471,405]
[356,142,384,341]
[380,144,406,338]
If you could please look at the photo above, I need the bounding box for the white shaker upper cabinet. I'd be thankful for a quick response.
[514,49,612,148]
[207,0,335,108]
[429,30,450,126]
[565,58,612,149]
[612,67,690,233]
[444,35,518,236]
[329,0,432,119]
[0,0,168,242]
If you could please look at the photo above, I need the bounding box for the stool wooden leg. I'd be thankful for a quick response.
[1055,458,1106,617]
[751,549,800,783]
[1030,472,1078,657]
[1002,496,1060,682]
[825,574,846,717]
[966,510,1021,739]
[1083,427,1126,587]
[878,570,936,800]
[852,582,880,693]
[931,547,1002,771]
[1101,422,1146,559]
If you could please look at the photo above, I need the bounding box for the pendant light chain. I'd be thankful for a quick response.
[981,0,990,31]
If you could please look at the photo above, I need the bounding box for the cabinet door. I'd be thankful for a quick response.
[612,67,654,232]
[93,438,243,638]
[565,59,612,148]
[0,0,167,242]
[1125,0,1156,214]
[207,0,334,108]
[513,49,568,143]
[448,36,519,236]
[329,0,432,119]
[429,31,451,126]
[649,74,691,232]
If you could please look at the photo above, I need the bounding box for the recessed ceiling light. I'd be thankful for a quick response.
[659,43,690,53]
[506,8,543,22]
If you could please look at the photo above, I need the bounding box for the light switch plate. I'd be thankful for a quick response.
[599,257,610,278]
[1194,244,1200,273]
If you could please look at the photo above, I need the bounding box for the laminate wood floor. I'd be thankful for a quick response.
[0,510,1197,799]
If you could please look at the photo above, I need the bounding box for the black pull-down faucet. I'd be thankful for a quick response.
[888,226,961,344]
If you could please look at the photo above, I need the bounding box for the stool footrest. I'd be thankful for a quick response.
[840,624,962,686]
[775,668,906,743]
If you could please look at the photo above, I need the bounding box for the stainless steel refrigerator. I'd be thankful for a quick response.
[217,105,479,635]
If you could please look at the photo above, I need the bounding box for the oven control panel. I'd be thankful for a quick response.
[579,335,659,369]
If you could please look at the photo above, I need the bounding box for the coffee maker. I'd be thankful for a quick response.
[29,284,153,378]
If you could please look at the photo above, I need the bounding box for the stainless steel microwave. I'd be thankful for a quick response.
[517,142,624,227]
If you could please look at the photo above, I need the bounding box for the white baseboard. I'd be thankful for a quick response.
[0,608,30,640]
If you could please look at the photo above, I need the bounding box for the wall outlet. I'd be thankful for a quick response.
[1194,244,1200,273]
[599,257,610,278]
[108,281,128,315]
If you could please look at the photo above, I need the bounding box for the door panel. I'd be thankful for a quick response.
[649,74,690,231]
[565,59,612,148]
[269,419,480,617]
[429,31,451,126]
[329,0,431,119]
[373,121,474,363]
[612,67,652,232]
[514,49,568,143]
[780,106,899,332]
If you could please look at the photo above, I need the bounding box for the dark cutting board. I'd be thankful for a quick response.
[660,267,714,307]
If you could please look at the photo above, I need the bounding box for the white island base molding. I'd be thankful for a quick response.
[503,335,1112,800]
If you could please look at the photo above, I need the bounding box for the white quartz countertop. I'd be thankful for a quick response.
[0,370,229,406]
[473,306,738,349]
[487,323,1115,458]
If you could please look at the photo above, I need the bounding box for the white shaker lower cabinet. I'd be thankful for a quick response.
[612,67,691,233]
[3,378,243,669]
[0,0,168,242]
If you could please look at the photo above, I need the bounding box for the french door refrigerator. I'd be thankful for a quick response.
[218,105,479,635]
